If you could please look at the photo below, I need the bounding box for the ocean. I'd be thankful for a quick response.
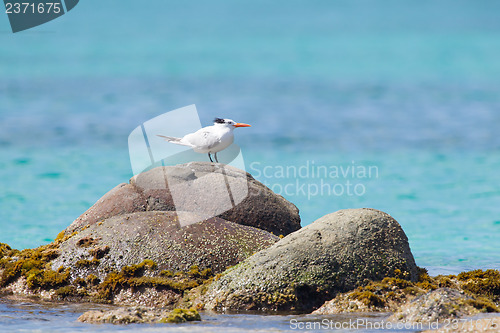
[1,0,499,331]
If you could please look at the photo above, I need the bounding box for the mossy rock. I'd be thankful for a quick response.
[93,261,211,303]
[159,308,201,323]
[78,306,201,324]
[388,288,480,323]
[457,269,500,299]
[0,237,70,290]
[202,208,419,312]
[315,269,500,316]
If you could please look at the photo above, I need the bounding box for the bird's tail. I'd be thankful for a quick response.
[157,135,193,147]
[157,134,181,142]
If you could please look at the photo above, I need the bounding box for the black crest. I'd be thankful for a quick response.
[214,118,225,124]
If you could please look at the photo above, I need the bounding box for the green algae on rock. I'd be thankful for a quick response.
[159,308,201,323]
[457,269,500,300]
[0,234,71,291]
[314,268,500,318]
[94,261,210,304]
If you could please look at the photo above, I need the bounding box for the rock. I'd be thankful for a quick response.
[78,307,158,324]
[314,269,500,316]
[388,288,478,323]
[160,308,202,323]
[313,289,385,314]
[52,211,279,280]
[65,163,301,236]
[202,208,418,312]
[312,276,422,315]
[77,306,200,324]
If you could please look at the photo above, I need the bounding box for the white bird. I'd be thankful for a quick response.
[157,118,251,163]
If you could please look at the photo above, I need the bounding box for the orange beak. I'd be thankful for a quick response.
[234,123,251,128]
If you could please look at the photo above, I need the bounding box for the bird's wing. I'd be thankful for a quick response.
[183,128,221,150]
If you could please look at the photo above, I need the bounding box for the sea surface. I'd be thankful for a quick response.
[1,0,500,331]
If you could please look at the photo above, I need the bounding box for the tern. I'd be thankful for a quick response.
[157,118,251,163]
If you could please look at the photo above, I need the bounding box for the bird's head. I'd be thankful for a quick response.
[214,118,251,128]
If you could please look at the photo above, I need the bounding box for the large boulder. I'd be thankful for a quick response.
[202,208,419,312]
[52,211,279,279]
[66,163,300,236]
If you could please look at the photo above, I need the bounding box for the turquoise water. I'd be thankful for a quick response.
[0,297,426,332]
[1,79,499,272]
[1,0,500,331]
[1,297,498,332]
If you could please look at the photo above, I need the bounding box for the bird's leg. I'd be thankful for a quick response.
[208,153,213,163]
[215,152,219,163]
